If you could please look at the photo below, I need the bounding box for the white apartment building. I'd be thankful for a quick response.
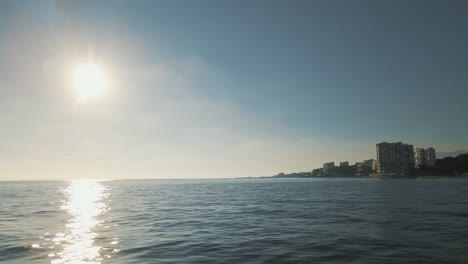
[415,147,436,167]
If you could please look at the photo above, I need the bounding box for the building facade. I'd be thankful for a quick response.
[356,159,375,174]
[426,148,436,167]
[339,161,349,167]
[376,142,415,174]
[363,159,374,168]
[414,148,426,168]
[415,147,436,167]
[323,162,335,173]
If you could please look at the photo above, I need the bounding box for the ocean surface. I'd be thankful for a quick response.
[1,178,468,264]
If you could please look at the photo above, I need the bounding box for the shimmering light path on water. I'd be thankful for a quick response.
[48,180,115,263]
[1,178,468,263]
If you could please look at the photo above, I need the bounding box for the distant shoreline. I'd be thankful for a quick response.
[238,175,468,179]
[267,153,468,180]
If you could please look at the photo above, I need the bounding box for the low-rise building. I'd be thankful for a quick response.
[311,168,323,176]
[356,159,375,173]
[363,159,373,167]
[323,162,335,173]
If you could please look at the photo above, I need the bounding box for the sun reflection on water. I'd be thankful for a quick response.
[50,180,111,264]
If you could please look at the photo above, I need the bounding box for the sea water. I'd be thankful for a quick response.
[1,178,468,263]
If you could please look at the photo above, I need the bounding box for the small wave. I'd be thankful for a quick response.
[0,244,41,261]
[451,212,468,218]
[32,210,57,215]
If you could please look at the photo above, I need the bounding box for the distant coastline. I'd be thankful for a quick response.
[238,175,468,180]
[256,152,468,179]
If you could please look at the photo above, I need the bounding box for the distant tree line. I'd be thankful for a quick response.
[414,153,468,176]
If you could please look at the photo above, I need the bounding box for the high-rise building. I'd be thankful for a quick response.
[376,142,414,174]
[415,147,436,168]
[426,147,436,167]
[415,148,426,168]
[339,161,349,167]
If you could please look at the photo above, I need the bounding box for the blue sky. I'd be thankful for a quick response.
[0,0,467,179]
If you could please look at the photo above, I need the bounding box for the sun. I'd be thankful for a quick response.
[73,63,108,99]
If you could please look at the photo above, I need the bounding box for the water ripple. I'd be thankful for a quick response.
[1,179,468,263]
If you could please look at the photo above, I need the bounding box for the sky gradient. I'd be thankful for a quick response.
[1,0,467,180]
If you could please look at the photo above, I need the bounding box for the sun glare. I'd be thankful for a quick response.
[73,63,108,99]
[48,180,113,263]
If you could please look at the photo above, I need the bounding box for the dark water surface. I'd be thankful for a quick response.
[1,178,468,263]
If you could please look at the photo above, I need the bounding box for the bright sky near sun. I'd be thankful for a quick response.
[0,0,467,180]
[73,63,109,100]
